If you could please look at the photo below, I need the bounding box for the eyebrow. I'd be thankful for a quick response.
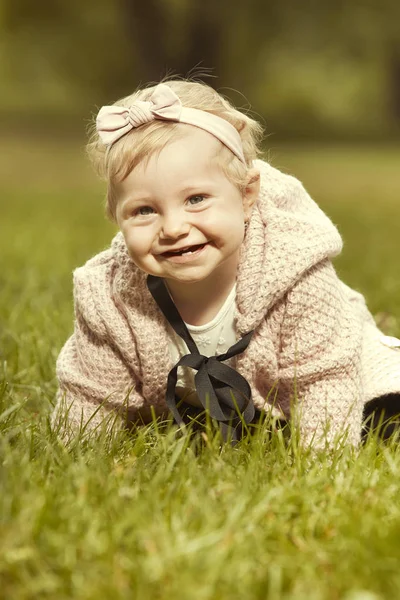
[124,184,213,205]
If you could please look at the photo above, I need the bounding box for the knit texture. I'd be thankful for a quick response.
[54,159,400,447]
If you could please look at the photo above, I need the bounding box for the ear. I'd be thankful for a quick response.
[242,168,260,220]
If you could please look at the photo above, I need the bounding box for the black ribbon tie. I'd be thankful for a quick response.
[147,275,256,442]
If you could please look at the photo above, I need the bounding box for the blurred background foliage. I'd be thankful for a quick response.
[1,0,400,140]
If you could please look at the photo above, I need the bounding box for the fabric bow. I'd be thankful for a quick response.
[147,275,256,442]
[96,84,182,145]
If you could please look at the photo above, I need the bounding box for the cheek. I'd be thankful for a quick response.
[213,205,245,236]
[203,221,244,253]
[123,228,153,260]
[202,201,244,231]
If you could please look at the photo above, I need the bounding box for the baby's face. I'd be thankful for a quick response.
[115,128,258,288]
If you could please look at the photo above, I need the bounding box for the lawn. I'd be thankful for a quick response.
[1,135,400,599]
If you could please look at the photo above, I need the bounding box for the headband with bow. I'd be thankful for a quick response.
[96,83,246,163]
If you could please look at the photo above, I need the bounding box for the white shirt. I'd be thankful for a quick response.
[167,284,238,407]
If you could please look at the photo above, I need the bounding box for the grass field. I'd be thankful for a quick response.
[1,135,400,599]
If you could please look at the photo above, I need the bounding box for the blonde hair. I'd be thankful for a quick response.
[87,77,264,222]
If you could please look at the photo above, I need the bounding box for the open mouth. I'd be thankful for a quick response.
[161,243,207,258]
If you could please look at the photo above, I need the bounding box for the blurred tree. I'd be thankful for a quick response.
[0,0,132,116]
[389,51,400,120]
[1,0,399,138]
[121,0,226,84]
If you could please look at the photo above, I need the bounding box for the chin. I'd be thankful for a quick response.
[165,270,212,284]
[168,274,208,284]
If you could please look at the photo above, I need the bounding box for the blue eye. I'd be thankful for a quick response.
[137,206,155,216]
[188,195,206,205]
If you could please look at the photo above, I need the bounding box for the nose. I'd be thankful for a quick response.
[159,210,190,240]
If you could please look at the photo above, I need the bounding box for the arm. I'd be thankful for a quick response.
[53,265,168,440]
[278,259,364,449]
[53,319,144,440]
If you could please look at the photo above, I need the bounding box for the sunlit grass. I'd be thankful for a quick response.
[1,136,400,599]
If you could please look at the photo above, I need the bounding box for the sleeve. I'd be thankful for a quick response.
[53,326,139,440]
[52,271,167,441]
[277,259,365,449]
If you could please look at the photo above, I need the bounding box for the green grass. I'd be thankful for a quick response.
[1,135,400,599]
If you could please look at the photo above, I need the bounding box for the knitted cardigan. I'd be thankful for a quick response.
[54,159,400,447]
